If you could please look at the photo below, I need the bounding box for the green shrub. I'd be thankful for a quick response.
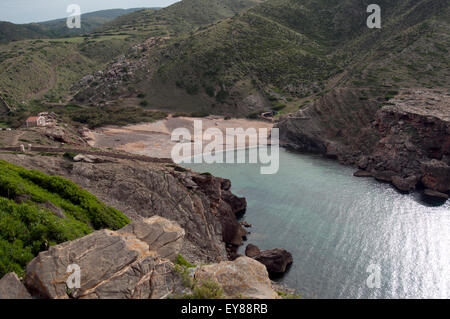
[63,152,78,160]
[190,111,209,118]
[216,89,229,103]
[385,90,399,100]
[246,112,260,119]
[186,84,199,95]
[0,160,131,277]
[276,291,302,299]
[0,198,91,277]
[271,101,287,111]
[185,280,224,299]
[175,254,196,268]
[205,86,215,97]
[0,160,130,230]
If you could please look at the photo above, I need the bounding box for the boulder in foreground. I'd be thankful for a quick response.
[118,216,185,261]
[0,272,32,299]
[194,256,279,299]
[24,229,182,299]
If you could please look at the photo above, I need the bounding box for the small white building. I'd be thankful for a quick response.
[26,116,46,127]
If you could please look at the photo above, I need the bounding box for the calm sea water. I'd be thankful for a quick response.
[183,148,450,299]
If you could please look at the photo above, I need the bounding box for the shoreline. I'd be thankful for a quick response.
[84,116,274,159]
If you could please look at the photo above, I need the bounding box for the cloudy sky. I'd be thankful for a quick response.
[1,0,179,24]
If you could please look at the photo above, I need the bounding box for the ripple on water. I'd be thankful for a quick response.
[183,148,450,299]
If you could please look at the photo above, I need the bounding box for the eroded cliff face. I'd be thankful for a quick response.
[277,88,450,197]
[277,88,382,156]
[0,153,247,264]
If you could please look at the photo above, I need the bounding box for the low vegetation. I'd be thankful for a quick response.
[0,160,130,277]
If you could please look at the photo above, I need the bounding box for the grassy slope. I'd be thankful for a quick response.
[0,34,140,118]
[0,160,130,277]
[141,0,449,115]
[0,0,263,124]
[0,8,149,44]
[96,0,264,39]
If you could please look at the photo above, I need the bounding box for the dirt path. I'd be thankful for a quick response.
[0,146,173,164]
[9,130,26,146]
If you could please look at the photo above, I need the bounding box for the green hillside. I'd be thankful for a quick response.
[2,0,449,122]
[0,0,263,123]
[96,0,264,39]
[132,0,449,115]
[0,160,130,277]
[0,35,136,115]
[0,8,149,44]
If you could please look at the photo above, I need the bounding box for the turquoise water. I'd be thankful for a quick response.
[183,148,450,299]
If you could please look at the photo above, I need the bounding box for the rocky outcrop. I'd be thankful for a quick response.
[245,244,261,258]
[424,189,449,200]
[187,173,248,255]
[73,154,103,163]
[20,216,281,300]
[277,88,380,155]
[354,170,373,177]
[421,160,450,194]
[392,175,419,192]
[118,216,185,261]
[0,273,32,299]
[24,228,183,299]
[244,245,293,274]
[0,153,248,264]
[254,249,293,274]
[194,257,279,299]
[277,89,450,199]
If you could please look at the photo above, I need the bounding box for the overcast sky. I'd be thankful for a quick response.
[1,0,180,24]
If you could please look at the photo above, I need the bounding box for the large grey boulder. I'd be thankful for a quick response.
[0,273,32,299]
[194,257,279,299]
[118,216,185,261]
[254,249,293,274]
[24,229,181,299]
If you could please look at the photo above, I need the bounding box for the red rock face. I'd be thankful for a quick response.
[190,174,248,254]
[421,160,450,193]
[369,90,450,193]
[279,88,450,196]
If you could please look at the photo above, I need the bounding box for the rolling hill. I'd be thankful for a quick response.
[0,8,151,44]
[132,0,449,115]
[0,0,265,127]
[96,0,265,39]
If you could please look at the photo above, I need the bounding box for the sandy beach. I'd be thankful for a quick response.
[87,116,274,159]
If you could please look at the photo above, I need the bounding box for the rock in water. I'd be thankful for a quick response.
[194,257,279,299]
[354,170,373,177]
[245,244,261,258]
[255,249,293,274]
[0,273,32,299]
[24,229,181,299]
[424,189,449,199]
[118,216,185,261]
[421,160,450,193]
[391,175,418,192]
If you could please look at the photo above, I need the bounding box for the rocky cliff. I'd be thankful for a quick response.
[0,216,280,299]
[0,152,247,264]
[277,89,450,199]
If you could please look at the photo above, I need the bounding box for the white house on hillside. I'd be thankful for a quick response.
[25,116,46,127]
